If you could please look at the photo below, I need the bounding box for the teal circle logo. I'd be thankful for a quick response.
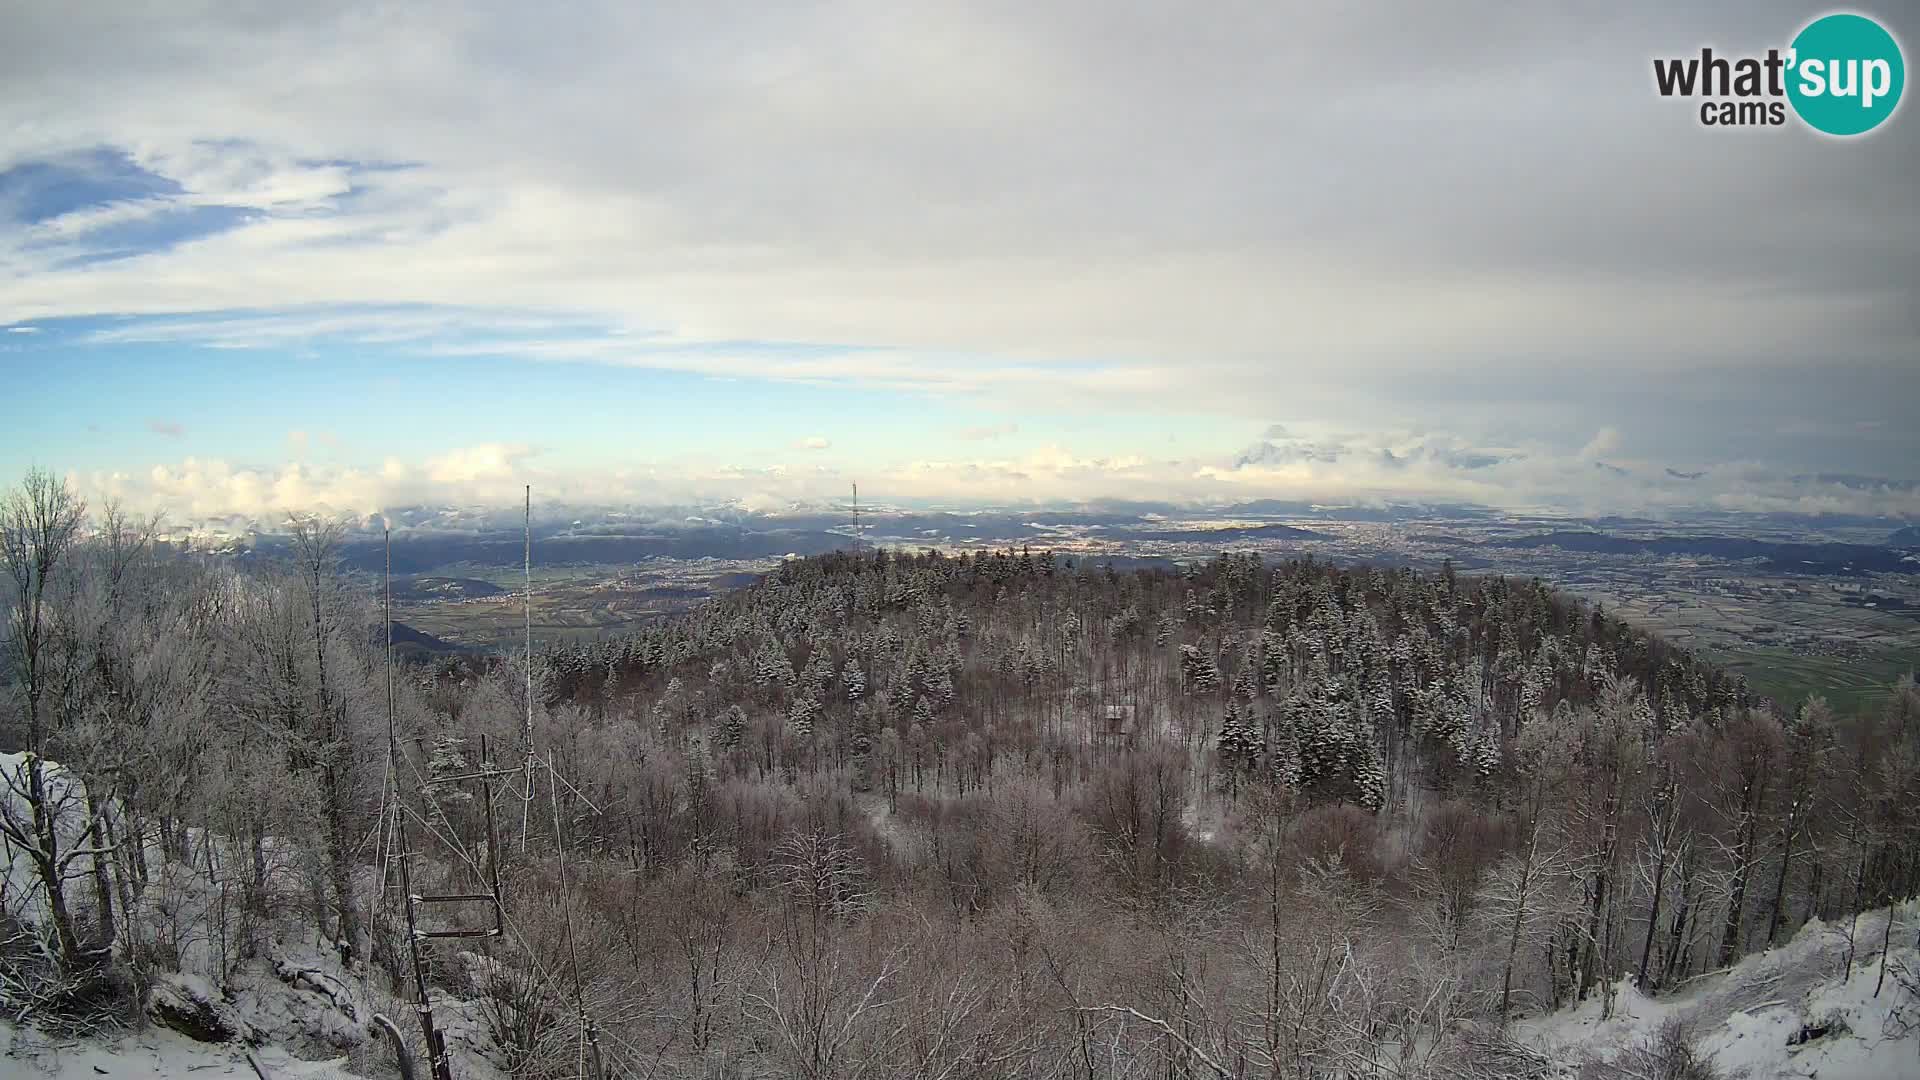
[1787,13,1905,135]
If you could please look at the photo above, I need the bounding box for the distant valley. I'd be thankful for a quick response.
[181,498,1920,712]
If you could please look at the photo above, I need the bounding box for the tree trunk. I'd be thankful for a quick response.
[1719,811,1755,968]
[1638,834,1672,987]
[84,790,116,946]
[24,757,84,967]
[1500,821,1541,1023]
[1665,849,1696,980]
[1765,820,1797,946]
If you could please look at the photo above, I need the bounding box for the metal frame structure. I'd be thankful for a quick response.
[377,495,609,1080]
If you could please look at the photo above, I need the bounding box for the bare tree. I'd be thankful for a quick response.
[287,514,363,963]
[0,469,91,968]
[1484,708,1576,1022]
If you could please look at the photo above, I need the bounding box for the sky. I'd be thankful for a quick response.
[1,1,1916,522]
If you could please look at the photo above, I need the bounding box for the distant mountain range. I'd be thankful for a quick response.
[1486,532,1917,576]
[158,501,1920,583]
[196,507,1335,574]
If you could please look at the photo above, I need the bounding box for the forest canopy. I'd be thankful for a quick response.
[3,469,1918,1078]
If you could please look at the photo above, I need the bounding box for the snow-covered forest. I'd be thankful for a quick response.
[5,467,1920,1079]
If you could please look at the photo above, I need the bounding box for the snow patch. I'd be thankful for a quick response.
[1518,905,1920,1080]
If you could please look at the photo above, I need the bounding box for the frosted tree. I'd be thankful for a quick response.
[1217,701,1255,795]
[1180,644,1220,695]
[928,670,955,709]
[841,656,866,702]
[801,649,834,694]
[427,733,474,801]
[288,512,363,965]
[1296,684,1349,789]
[1233,663,1259,704]
[1520,660,1551,716]
[754,642,795,688]
[1367,672,1396,735]
[1483,705,1578,1021]
[715,704,747,751]
[786,695,820,740]
[1259,628,1288,696]
[1765,695,1836,944]
[0,470,92,967]
[1351,727,1388,810]
[1268,713,1303,789]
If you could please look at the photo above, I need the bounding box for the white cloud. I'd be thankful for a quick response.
[792,436,832,451]
[0,2,1908,406]
[2,2,1912,504]
[61,424,1920,527]
[424,443,538,485]
[1579,426,1622,460]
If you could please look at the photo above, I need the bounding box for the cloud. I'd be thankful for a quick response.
[77,443,569,523]
[5,326,39,333]
[955,422,1019,441]
[147,419,185,438]
[61,423,1920,528]
[1,2,1913,502]
[0,3,1909,386]
[791,436,832,451]
[1579,427,1622,459]
[424,443,538,485]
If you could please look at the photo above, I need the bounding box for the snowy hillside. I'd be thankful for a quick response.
[3,1024,356,1079]
[1520,903,1920,1079]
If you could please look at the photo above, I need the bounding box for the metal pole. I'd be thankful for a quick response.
[385,527,394,741]
[548,748,602,1079]
[396,814,451,1080]
[521,485,536,850]
[479,734,504,937]
[524,485,533,751]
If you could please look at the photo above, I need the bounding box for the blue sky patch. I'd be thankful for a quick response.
[40,204,257,266]
[0,147,181,225]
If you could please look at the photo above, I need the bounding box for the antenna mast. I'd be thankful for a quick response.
[385,527,394,749]
[382,503,592,1080]
[385,527,458,1080]
[852,481,861,555]
[524,484,534,751]
[520,485,536,849]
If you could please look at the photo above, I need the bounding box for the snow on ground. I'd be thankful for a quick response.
[1179,793,1223,845]
[1519,903,1920,1079]
[1,750,113,928]
[2,1020,359,1079]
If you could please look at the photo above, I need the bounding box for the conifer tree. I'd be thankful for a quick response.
[842,656,866,702]
[716,703,747,751]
